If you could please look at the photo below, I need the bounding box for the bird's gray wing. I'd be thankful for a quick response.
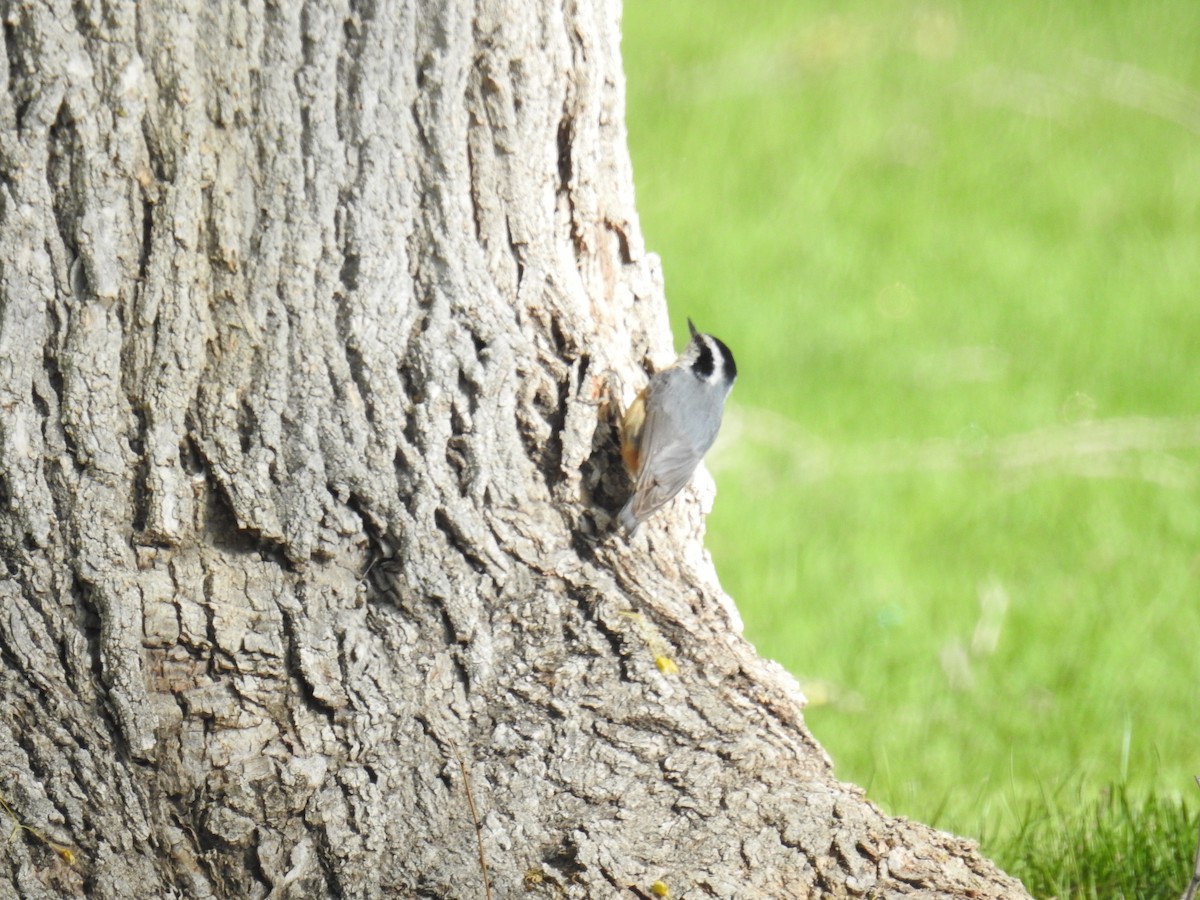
[624,381,708,526]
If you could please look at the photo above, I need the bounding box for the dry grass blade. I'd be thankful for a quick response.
[451,746,492,900]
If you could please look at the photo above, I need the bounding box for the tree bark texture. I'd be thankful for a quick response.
[0,0,1030,897]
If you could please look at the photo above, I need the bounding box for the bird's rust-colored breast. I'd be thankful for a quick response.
[619,386,648,476]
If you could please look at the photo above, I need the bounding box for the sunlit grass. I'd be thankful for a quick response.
[997,782,1200,899]
[624,0,1200,874]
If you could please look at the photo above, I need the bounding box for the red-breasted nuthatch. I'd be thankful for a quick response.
[618,320,737,534]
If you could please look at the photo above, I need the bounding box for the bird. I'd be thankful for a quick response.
[618,319,736,534]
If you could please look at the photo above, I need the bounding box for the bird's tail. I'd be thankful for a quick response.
[617,498,640,536]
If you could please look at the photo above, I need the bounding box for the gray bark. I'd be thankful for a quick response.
[0,0,1029,897]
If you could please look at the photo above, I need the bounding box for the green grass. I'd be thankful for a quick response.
[1000,782,1200,898]
[623,0,1200,890]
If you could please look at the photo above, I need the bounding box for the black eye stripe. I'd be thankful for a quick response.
[693,340,715,379]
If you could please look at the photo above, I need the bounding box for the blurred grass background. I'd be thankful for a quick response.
[622,0,1200,887]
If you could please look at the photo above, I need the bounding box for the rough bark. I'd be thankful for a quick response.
[0,0,1030,897]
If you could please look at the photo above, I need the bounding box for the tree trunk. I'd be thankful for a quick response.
[0,0,1029,897]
